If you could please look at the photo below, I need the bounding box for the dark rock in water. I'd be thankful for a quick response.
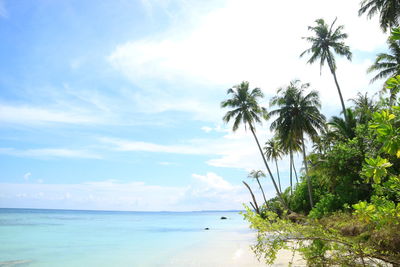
[220,216,227,220]
[204,227,209,230]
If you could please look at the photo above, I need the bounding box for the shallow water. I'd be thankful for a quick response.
[0,209,251,266]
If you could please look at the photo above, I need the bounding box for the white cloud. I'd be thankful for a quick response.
[0,147,101,159]
[201,126,213,133]
[0,173,257,211]
[108,0,386,120]
[0,104,102,125]
[23,172,31,181]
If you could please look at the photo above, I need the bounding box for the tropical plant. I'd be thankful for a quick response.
[269,80,326,208]
[300,18,352,121]
[350,92,377,123]
[280,136,302,194]
[248,170,269,206]
[328,109,357,140]
[359,0,400,32]
[221,81,287,208]
[384,74,400,106]
[368,39,400,83]
[264,139,283,193]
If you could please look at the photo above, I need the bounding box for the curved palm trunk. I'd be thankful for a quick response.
[301,133,314,209]
[256,177,268,206]
[275,159,282,194]
[328,57,347,122]
[249,125,288,209]
[243,181,260,215]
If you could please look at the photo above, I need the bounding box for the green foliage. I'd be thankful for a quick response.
[309,193,340,219]
[370,108,400,157]
[362,156,392,183]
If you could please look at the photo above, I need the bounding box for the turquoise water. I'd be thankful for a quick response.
[0,209,250,266]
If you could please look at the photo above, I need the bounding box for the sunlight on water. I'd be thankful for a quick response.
[0,209,251,266]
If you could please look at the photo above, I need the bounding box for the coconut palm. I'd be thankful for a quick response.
[359,0,400,32]
[248,170,268,206]
[269,80,326,208]
[279,135,302,195]
[221,81,287,208]
[350,92,377,123]
[368,39,400,84]
[300,18,352,121]
[328,109,357,140]
[264,139,283,193]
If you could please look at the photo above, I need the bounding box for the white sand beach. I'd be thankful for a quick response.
[165,230,306,267]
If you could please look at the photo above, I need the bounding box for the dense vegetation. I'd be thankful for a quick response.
[221,2,400,266]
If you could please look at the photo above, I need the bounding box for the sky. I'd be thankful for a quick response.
[0,0,389,211]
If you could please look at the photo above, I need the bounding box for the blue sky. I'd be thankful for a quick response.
[0,0,389,211]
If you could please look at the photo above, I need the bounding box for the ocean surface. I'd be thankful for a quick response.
[0,208,253,266]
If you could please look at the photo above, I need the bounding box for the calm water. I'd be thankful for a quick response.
[0,209,250,266]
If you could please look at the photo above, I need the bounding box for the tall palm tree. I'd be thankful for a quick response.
[279,135,302,195]
[359,0,400,32]
[264,139,283,193]
[269,80,326,208]
[368,39,400,84]
[300,18,352,121]
[221,81,287,208]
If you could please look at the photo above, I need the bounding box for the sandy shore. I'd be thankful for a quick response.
[165,230,306,267]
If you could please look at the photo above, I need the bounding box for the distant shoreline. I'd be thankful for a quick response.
[0,207,245,213]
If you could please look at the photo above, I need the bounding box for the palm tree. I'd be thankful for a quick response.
[350,92,377,123]
[269,80,326,208]
[300,18,352,121]
[368,39,400,84]
[279,135,302,195]
[359,0,400,32]
[221,81,287,208]
[248,170,268,206]
[264,139,283,193]
[328,109,357,140]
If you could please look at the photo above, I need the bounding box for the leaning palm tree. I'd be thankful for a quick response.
[269,80,326,208]
[359,0,400,32]
[368,39,400,84]
[221,81,287,208]
[248,170,268,206]
[300,18,352,121]
[264,139,283,193]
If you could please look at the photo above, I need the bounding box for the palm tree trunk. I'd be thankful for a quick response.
[289,151,293,195]
[293,159,299,184]
[256,177,268,206]
[328,57,347,122]
[275,159,282,193]
[301,133,314,208]
[249,125,288,209]
[243,181,260,214]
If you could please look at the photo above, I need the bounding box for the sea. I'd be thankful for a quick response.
[0,208,254,266]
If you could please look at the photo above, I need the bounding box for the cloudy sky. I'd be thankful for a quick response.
[0,0,388,211]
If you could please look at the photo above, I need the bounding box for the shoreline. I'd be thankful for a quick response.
[164,228,306,266]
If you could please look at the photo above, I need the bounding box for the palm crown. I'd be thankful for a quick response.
[221,81,268,131]
[300,18,352,73]
[359,0,400,32]
[368,39,400,83]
